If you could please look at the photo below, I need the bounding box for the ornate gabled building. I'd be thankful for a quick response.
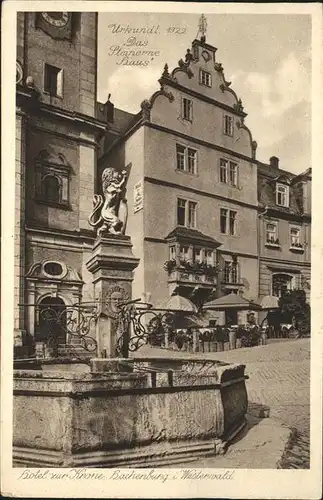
[99,33,264,324]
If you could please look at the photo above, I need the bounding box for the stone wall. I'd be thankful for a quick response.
[13,362,247,468]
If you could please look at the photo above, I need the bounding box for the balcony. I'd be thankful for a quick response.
[164,259,218,286]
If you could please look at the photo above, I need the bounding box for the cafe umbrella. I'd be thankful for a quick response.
[202,293,263,348]
[203,292,263,312]
[154,293,198,314]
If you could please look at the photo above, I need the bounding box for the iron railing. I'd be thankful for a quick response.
[17,302,99,359]
[115,300,176,358]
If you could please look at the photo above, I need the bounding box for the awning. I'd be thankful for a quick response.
[203,292,262,311]
[156,294,198,313]
[260,295,279,310]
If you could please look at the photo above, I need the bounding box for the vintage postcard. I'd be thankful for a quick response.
[1,1,322,498]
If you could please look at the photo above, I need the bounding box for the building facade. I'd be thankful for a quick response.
[15,12,107,345]
[258,158,311,304]
[99,37,263,324]
[99,33,311,324]
[15,14,311,346]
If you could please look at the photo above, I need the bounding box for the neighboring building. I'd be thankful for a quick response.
[257,157,311,305]
[15,12,106,344]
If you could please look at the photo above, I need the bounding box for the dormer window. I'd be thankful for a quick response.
[276,183,289,207]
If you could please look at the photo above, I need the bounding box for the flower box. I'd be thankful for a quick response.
[290,245,304,253]
[265,241,281,248]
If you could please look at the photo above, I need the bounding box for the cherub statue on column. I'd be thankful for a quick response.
[89,166,128,237]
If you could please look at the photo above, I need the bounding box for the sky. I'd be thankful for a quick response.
[97,13,311,174]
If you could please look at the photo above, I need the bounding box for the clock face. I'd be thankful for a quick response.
[202,50,211,62]
[41,12,69,27]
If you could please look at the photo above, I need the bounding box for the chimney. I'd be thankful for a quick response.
[269,156,279,169]
[105,94,114,123]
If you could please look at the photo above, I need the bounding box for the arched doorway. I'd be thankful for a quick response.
[36,296,67,345]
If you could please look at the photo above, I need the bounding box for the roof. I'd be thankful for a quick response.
[257,161,296,180]
[96,103,137,134]
[203,293,262,310]
[165,226,222,248]
[113,108,138,133]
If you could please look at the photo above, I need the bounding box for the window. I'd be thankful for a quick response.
[224,262,231,282]
[169,246,176,260]
[206,250,213,265]
[179,246,189,260]
[177,198,186,226]
[199,69,212,87]
[272,274,293,297]
[220,208,237,235]
[229,162,238,187]
[219,159,238,186]
[43,261,65,278]
[290,227,300,247]
[176,145,185,171]
[187,148,197,174]
[229,211,237,236]
[224,115,234,137]
[266,222,278,243]
[182,97,193,121]
[35,149,70,208]
[44,63,63,97]
[220,208,228,234]
[276,183,289,207]
[220,159,227,183]
[223,261,238,284]
[231,263,238,284]
[177,198,197,228]
[175,144,197,174]
[43,174,61,203]
[188,201,197,228]
[193,248,202,263]
[37,170,69,206]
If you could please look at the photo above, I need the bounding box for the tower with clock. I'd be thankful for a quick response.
[15,12,106,339]
[36,12,72,38]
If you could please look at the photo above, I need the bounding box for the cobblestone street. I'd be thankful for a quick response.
[204,338,310,469]
[137,338,311,468]
[207,338,310,436]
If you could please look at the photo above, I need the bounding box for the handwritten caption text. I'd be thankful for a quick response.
[18,468,235,482]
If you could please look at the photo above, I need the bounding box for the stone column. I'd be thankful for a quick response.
[26,285,36,336]
[86,235,139,358]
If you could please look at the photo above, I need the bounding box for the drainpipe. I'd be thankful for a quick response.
[257,207,268,299]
